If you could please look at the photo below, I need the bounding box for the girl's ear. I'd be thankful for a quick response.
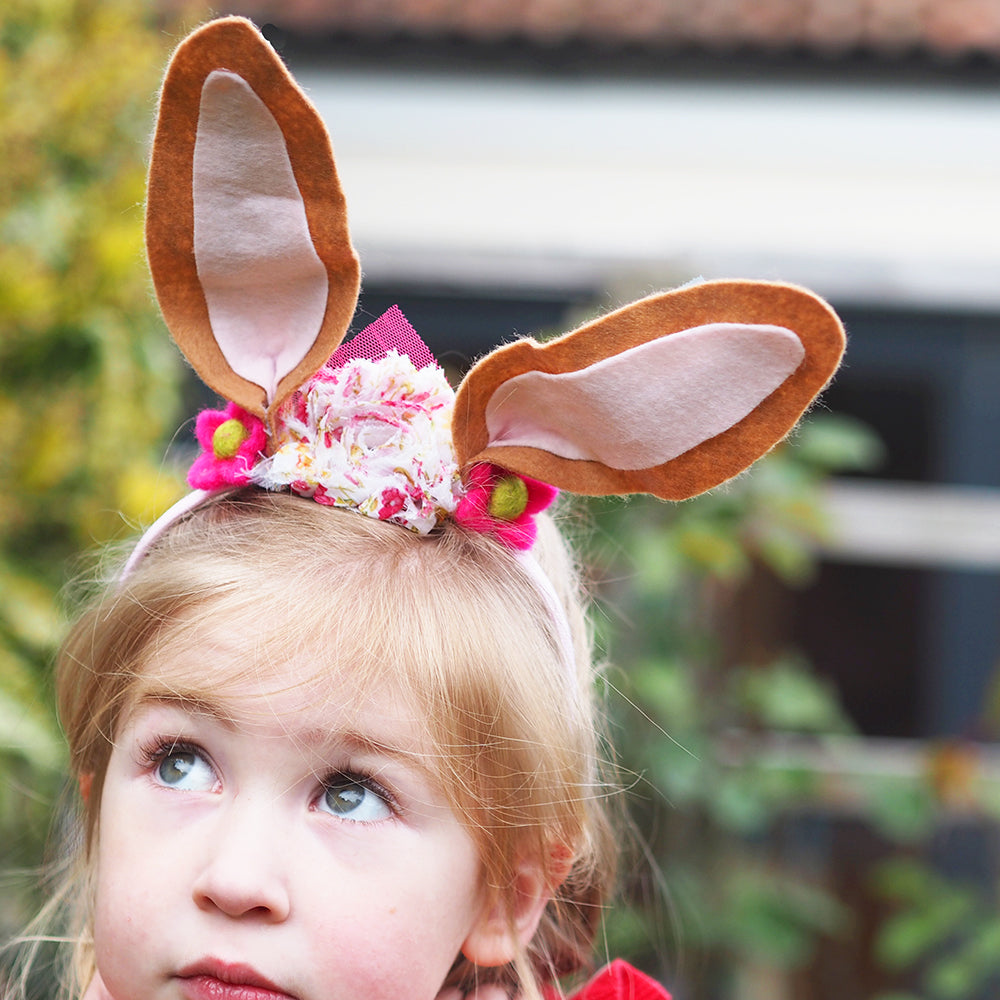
[146,17,360,420]
[461,859,551,968]
[453,279,845,500]
[79,772,93,803]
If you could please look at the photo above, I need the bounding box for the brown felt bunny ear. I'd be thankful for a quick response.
[453,280,845,500]
[145,17,360,420]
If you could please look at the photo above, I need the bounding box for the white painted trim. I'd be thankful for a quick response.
[823,479,1000,569]
[299,68,1000,309]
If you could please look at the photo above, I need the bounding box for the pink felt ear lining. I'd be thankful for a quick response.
[453,280,846,499]
[194,70,329,405]
[483,323,805,470]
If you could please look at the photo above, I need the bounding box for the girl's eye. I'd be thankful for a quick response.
[152,746,216,792]
[318,774,392,823]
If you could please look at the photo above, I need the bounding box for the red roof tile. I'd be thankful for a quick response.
[171,0,1000,59]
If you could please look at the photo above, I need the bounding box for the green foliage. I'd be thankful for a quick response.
[874,859,1000,999]
[0,0,187,935]
[587,411,1000,999]
[865,776,937,844]
[585,414,880,996]
[722,867,850,967]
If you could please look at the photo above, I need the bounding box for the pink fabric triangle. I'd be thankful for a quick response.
[328,305,436,370]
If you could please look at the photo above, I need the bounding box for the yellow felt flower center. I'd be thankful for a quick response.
[212,418,248,459]
[488,475,529,520]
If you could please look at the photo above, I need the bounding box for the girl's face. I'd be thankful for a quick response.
[91,621,494,1000]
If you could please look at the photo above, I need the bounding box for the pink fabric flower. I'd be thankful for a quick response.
[188,402,267,490]
[255,349,459,534]
[378,487,407,519]
[454,462,558,551]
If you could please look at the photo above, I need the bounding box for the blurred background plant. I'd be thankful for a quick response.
[0,0,185,940]
[873,855,1000,1000]
[580,413,876,998]
[583,415,1000,998]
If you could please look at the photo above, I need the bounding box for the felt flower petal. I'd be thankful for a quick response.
[188,402,266,490]
[454,463,557,551]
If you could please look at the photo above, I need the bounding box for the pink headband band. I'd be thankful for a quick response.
[120,486,579,684]
[120,307,576,677]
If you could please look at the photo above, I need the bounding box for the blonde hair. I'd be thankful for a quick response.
[50,489,617,999]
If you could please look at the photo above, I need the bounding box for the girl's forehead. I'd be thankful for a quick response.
[133,619,424,744]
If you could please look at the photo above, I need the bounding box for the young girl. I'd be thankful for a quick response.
[6,16,845,1000]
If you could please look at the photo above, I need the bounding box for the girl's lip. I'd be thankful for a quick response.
[177,960,294,1000]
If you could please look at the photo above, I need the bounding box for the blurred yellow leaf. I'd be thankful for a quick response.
[0,0,192,907]
[116,462,187,528]
[0,567,63,651]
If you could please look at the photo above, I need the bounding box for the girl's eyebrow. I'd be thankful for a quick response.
[294,727,438,781]
[129,689,238,727]
[129,690,437,778]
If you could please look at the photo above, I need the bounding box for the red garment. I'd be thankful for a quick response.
[543,960,671,1000]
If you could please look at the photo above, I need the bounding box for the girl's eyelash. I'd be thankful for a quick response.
[322,767,400,815]
[135,735,205,769]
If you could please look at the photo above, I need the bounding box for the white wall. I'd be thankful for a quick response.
[297,68,1000,309]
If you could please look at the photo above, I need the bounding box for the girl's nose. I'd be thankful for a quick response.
[191,798,291,922]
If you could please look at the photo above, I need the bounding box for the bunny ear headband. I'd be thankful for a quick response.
[130,16,844,576]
